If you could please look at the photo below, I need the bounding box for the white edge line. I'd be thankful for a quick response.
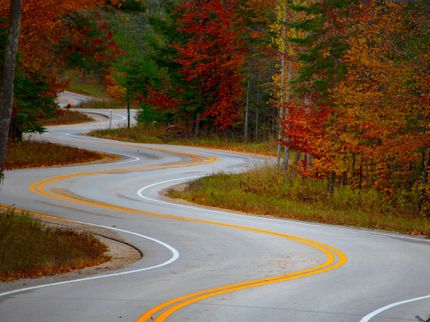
[0,221,179,298]
[137,177,430,242]
[138,178,430,322]
[359,294,430,322]
[137,176,354,228]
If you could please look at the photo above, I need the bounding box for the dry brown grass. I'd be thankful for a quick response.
[39,109,94,126]
[0,208,109,281]
[5,141,106,170]
[89,126,278,156]
[169,166,430,237]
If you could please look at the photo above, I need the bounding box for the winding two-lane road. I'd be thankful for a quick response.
[0,99,429,322]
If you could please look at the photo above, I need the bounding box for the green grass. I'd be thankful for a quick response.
[0,208,109,281]
[89,125,278,156]
[89,126,165,144]
[65,69,107,98]
[169,166,430,237]
[75,99,127,109]
[5,141,106,169]
[39,109,94,126]
[69,83,106,97]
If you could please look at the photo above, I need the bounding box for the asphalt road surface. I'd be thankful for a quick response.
[0,93,429,322]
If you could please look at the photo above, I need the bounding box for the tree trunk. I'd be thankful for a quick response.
[351,153,356,187]
[341,172,347,187]
[126,88,131,129]
[358,158,363,190]
[244,73,251,143]
[365,158,369,189]
[276,17,286,166]
[283,146,289,172]
[422,146,430,185]
[415,146,430,215]
[194,112,201,137]
[0,0,22,178]
[328,171,336,196]
[255,73,261,141]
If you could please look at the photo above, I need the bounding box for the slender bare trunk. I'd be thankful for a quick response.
[291,150,301,179]
[328,171,336,196]
[244,74,251,142]
[282,62,292,172]
[359,158,363,190]
[0,0,22,178]
[422,147,430,185]
[194,112,200,138]
[126,87,131,129]
[276,17,286,166]
[255,73,261,141]
[415,146,430,215]
[365,158,369,189]
[341,172,347,187]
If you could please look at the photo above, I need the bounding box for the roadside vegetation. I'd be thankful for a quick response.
[5,141,106,169]
[0,208,109,281]
[0,0,428,240]
[90,125,278,156]
[64,69,108,98]
[169,166,430,237]
[75,99,126,109]
[39,109,94,126]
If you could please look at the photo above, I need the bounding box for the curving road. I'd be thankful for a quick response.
[0,94,429,322]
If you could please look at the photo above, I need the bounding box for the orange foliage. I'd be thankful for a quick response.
[0,0,103,91]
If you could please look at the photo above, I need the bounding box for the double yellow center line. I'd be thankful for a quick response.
[28,145,347,322]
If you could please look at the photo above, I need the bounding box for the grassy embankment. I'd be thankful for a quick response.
[40,109,94,126]
[64,69,126,109]
[75,99,126,109]
[89,125,278,156]
[169,166,430,237]
[5,141,107,169]
[0,208,109,281]
[65,69,107,98]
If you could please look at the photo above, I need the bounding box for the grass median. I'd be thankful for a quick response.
[0,208,109,281]
[89,125,278,156]
[5,141,109,170]
[168,166,430,237]
[40,109,94,126]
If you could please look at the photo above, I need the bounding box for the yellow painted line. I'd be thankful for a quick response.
[27,145,347,322]
[139,238,345,322]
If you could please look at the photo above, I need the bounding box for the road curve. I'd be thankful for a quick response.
[1,104,429,322]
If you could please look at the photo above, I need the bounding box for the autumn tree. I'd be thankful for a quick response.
[174,0,246,131]
[238,0,275,142]
[59,11,119,79]
[0,0,107,142]
[279,0,356,185]
[332,1,430,211]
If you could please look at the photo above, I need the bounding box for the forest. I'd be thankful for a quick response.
[1,0,429,217]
